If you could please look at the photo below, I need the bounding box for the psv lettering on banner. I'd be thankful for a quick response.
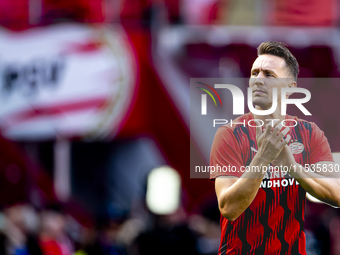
[0,24,136,140]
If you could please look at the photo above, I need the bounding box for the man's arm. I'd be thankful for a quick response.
[274,146,340,207]
[215,121,290,221]
[290,161,340,207]
[215,155,269,221]
[272,129,340,207]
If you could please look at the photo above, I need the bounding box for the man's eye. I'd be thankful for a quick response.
[252,72,258,76]
[266,73,273,77]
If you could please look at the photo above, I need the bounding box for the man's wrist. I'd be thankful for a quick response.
[288,163,304,177]
[253,153,271,166]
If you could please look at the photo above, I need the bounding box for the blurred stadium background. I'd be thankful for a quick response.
[0,0,340,254]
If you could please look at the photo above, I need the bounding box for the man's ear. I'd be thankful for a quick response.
[286,80,297,97]
[289,80,297,88]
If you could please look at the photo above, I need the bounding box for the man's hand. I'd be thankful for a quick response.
[271,145,296,167]
[255,120,291,164]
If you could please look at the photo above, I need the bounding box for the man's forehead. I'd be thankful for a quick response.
[251,54,286,71]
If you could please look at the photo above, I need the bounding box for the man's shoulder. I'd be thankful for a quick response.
[214,113,255,146]
[286,116,324,143]
[288,115,317,130]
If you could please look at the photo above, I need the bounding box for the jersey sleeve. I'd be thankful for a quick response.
[210,126,244,180]
[309,122,334,164]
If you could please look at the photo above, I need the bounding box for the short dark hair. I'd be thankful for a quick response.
[257,41,299,80]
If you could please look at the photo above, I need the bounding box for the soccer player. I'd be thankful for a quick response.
[210,41,340,254]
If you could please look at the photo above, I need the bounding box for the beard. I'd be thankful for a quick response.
[252,95,274,109]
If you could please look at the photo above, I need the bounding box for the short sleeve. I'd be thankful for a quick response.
[309,122,334,164]
[210,126,244,180]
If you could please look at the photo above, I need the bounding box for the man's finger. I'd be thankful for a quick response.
[255,120,263,140]
[272,122,284,136]
[272,119,281,127]
[281,127,290,137]
[280,134,291,146]
[264,120,281,134]
[264,122,273,135]
[276,127,290,142]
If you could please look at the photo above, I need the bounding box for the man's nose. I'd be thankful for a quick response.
[254,79,264,87]
[249,77,264,87]
[254,74,265,86]
[249,72,265,87]
[257,71,266,79]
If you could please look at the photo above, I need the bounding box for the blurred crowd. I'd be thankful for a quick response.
[1,200,337,255]
[0,203,74,255]
[0,0,339,30]
[0,200,222,255]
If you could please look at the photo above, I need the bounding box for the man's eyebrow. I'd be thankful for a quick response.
[263,69,276,74]
[251,67,277,74]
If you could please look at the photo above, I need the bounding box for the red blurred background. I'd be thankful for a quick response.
[0,0,339,254]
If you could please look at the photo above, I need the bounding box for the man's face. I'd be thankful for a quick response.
[249,54,294,109]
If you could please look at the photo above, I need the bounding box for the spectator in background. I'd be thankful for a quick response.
[74,215,129,255]
[0,203,42,255]
[95,217,127,255]
[135,207,199,255]
[39,205,74,255]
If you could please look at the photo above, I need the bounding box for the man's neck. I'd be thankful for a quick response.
[252,106,286,125]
